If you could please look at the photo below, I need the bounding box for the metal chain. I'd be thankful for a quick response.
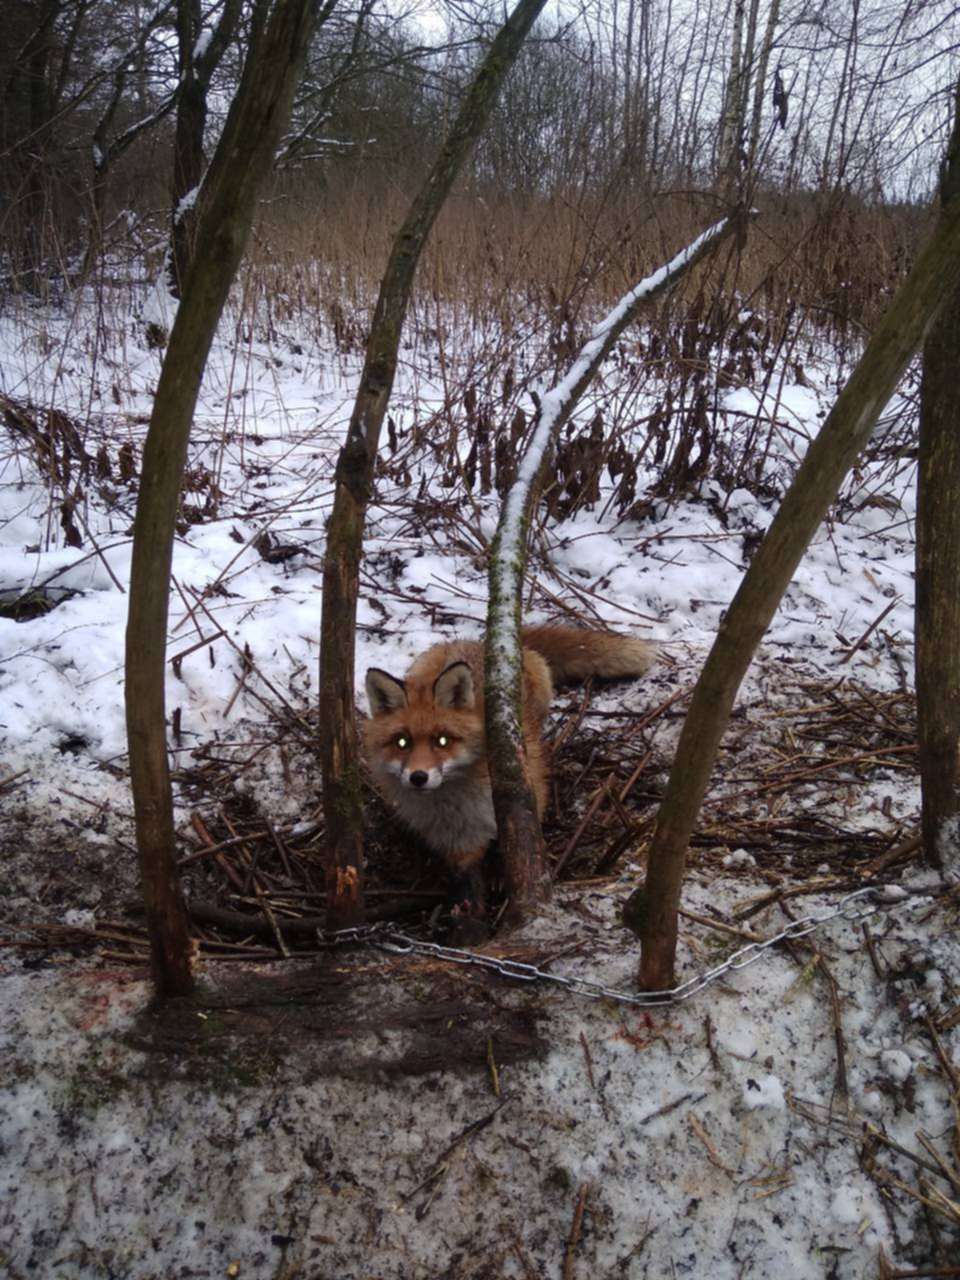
[316,883,934,1009]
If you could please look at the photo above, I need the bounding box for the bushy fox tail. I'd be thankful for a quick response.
[521,624,654,683]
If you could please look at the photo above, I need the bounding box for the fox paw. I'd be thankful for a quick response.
[447,902,491,947]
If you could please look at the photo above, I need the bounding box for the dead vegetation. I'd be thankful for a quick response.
[1,646,927,970]
[0,267,924,967]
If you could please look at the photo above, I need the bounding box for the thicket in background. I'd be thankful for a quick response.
[2,0,952,298]
[2,0,946,537]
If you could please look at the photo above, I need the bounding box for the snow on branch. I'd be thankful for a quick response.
[107,94,179,165]
[485,214,742,722]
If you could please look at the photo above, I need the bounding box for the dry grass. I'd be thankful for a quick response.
[252,178,928,340]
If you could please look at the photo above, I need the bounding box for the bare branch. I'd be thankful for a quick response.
[485,213,744,918]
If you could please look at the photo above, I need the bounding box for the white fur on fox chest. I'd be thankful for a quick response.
[377,768,497,859]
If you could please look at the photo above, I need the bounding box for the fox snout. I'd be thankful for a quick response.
[403,765,444,791]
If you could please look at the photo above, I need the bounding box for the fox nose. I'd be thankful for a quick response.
[409,770,429,788]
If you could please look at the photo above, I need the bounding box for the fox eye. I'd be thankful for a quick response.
[395,734,410,750]
[436,734,449,748]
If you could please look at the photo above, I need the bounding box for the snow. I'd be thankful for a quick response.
[830,1185,863,1225]
[722,847,756,869]
[879,1048,914,1082]
[2,876,955,1277]
[139,267,179,332]
[742,1073,787,1110]
[173,183,201,224]
[0,263,957,1276]
[193,28,212,61]
[937,813,960,872]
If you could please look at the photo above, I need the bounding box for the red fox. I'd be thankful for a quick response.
[364,624,654,919]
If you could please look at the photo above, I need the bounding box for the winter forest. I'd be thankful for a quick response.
[2,0,960,1276]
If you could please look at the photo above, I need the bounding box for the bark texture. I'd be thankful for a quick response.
[125,0,325,997]
[319,0,549,931]
[630,186,960,992]
[916,81,960,874]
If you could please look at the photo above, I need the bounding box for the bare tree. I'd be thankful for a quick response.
[717,0,750,193]
[319,0,550,932]
[626,150,960,991]
[126,0,333,997]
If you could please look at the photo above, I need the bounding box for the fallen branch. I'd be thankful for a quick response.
[128,896,434,941]
[837,596,901,664]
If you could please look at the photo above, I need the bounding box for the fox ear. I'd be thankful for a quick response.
[433,661,475,710]
[366,668,407,716]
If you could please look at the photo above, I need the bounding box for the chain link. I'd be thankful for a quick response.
[317,883,932,1008]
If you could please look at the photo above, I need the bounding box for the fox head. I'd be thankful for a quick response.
[364,661,481,792]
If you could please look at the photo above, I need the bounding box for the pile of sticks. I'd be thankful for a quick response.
[1,671,923,965]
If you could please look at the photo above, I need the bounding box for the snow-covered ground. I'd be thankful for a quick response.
[2,873,956,1279]
[0,272,956,1277]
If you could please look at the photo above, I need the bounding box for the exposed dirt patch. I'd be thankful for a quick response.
[129,957,549,1084]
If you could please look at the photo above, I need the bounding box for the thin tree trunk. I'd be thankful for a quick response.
[628,183,960,992]
[717,0,747,194]
[21,0,57,285]
[319,0,549,932]
[125,0,326,997]
[486,216,741,923]
[916,80,960,875]
[746,0,781,175]
[169,0,206,296]
[169,0,244,297]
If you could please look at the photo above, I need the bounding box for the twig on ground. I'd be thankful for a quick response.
[638,1091,706,1126]
[487,1036,501,1097]
[562,1182,591,1280]
[859,833,923,879]
[405,1103,507,1216]
[837,596,901,664]
[678,906,765,943]
[688,1113,735,1175]
[579,1030,596,1090]
[511,1235,542,1280]
[861,921,885,977]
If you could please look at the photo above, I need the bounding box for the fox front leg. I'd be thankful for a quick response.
[445,853,490,945]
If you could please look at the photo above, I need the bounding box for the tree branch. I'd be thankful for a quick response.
[486,214,743,920]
